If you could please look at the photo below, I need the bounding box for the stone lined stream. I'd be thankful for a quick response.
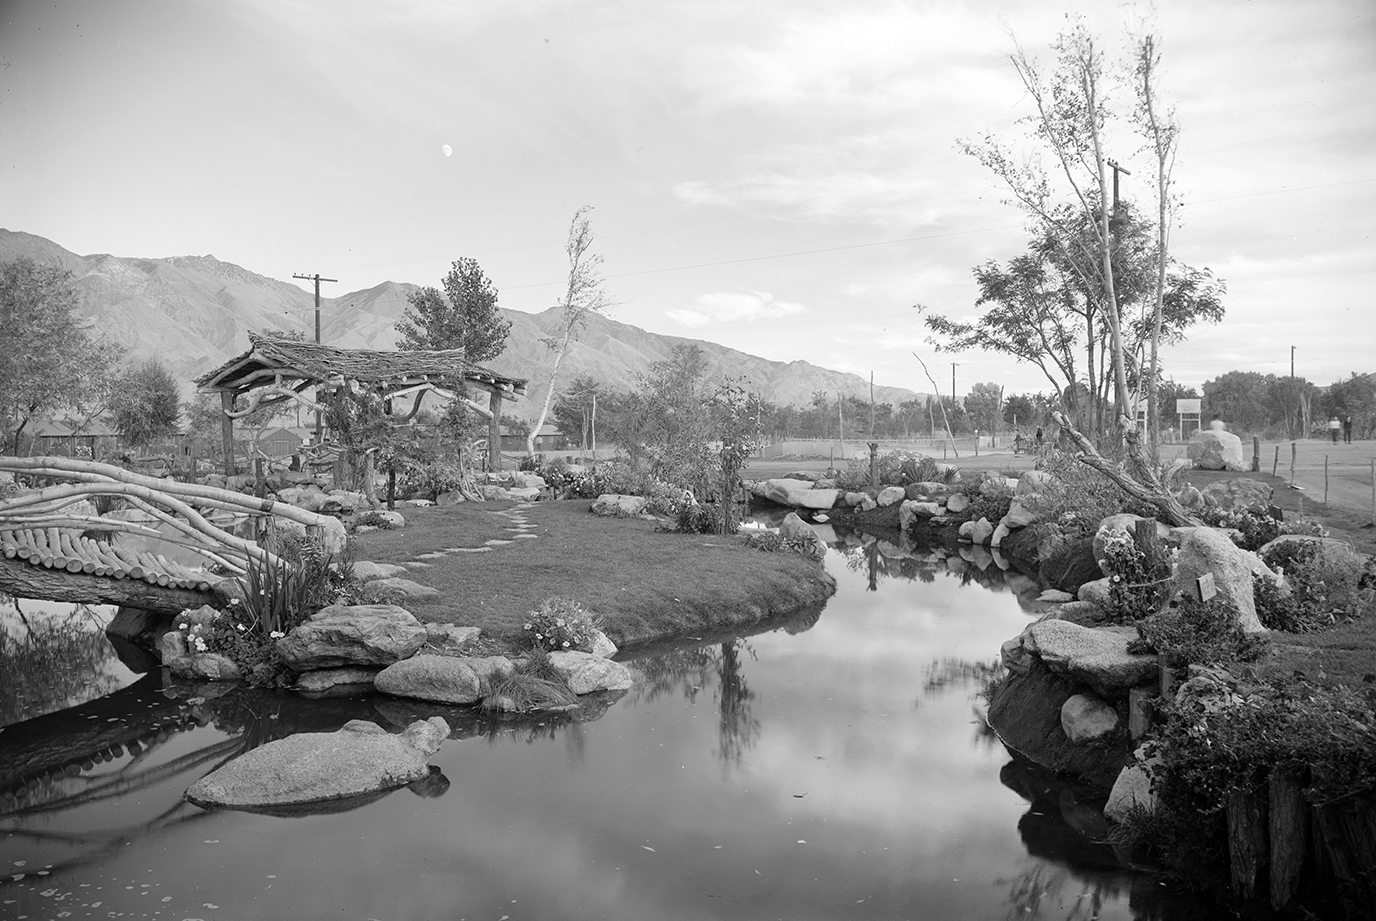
[1,525,1218,920]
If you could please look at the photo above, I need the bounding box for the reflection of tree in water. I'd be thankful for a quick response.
[913,657,1003,709]
[629,639,761,771]
[0,600,124,727]
[997,860,1118,921]
[715,639,759,772]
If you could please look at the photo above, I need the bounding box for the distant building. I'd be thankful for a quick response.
[500,422,565,453]
[257,425,313,458]
[28,418,118,459]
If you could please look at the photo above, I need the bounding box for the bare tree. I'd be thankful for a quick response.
[1130,29,1179,456]
[527,206,616,457]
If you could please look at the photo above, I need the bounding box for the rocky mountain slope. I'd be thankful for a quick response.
[0,229,928,416]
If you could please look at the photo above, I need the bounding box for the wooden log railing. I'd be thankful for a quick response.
[0,456,344,575]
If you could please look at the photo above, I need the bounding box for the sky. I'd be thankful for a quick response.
[2,0,1373,399]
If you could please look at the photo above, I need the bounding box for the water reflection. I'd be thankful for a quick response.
[0,596,136,725]
[0,519,1221,919]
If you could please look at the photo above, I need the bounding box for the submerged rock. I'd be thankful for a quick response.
[185,717,448,811]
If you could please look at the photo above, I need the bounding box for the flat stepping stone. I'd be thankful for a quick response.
[483,539,514,547]
[449,547,493,554]
[513,533,538,539]
[415,551,448,560]
[404,561,431,568]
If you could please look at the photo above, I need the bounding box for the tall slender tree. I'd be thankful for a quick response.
[527,206,616,457]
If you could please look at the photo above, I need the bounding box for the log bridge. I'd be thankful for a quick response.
[0,456,344,615]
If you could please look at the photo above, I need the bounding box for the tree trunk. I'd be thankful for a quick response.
[1227,787,1269,901]
[1268,769,1308,910]
[1051,411,1200,527]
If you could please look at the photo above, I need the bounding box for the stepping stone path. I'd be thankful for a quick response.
[377,504,542,585]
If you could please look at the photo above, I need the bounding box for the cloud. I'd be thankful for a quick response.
[665,290,807,327]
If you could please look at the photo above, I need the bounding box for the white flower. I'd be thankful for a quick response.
[270,630,285,639]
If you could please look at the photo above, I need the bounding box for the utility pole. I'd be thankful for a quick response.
[1291,345,1297,440]
[293,272,337,442]
[1108,159,1131,212]
[951,363,958,403]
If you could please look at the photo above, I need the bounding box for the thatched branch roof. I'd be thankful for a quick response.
[196,334,527,399]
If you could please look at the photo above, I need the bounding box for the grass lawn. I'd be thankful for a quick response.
[352,499,835,650]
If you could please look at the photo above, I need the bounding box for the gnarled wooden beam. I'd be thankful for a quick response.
[1050,411,1201,527]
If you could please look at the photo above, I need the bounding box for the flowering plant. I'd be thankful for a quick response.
[523,598,602,653]
[1100,526,1176,622]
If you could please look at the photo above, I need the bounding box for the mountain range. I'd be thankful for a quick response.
[0,229,928,418]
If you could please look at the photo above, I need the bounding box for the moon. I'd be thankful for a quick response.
[441,144,453,157]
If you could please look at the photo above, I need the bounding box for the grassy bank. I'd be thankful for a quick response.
[352,499,836,649]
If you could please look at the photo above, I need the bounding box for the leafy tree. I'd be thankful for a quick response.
[396,258,510,364]
[109,358,181,449]
[0,258,116,453]
[528,206,617,456]
[925,206,1223,437]
[1321,373,1376,439]
[1202,371,1275,432]
[964,382,1004,436]
[1003,393,1037,429]
[553,376,603,452]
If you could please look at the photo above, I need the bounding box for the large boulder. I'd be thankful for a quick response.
[757,479,841,510]
[1021,620,1158,697]
[1001,499,1039,529]
[168,652,242,682]
[591,494,647,518]
[958,517,994,545]
[423,623,482,654]
[1169,527,1277,634]
[1060,693,1120,743]
[1187,427,1246,471]
[779,512,827,557]
[1104,748,1161,823]
[876,486,907,507]
[945,492,971,515]
[185,718,448,811]
[1201,478,1273,510]
[898,500,942,530]
[1258,534,1365,576]
[374,654,515,704]
[276,604,428,670]
[546,651,634,694]
[1016,470,1056,497]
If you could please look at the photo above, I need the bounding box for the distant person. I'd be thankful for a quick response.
[1343,416,1353,443]
[1034,426,1044,448]
[1329,416,1341,444]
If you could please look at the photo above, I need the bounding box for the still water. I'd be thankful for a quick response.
[1,526,1211,920]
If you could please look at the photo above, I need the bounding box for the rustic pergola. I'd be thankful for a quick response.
[196,334,528,475]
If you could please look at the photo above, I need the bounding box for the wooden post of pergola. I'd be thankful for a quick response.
[488,389,502,471]
[220,391,236,477]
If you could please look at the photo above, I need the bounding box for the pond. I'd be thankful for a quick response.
[1,524,1218,920]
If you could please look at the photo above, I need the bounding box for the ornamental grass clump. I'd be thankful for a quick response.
[481,653,578,712]
[523,598,602,653]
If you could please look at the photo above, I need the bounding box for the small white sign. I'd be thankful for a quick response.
[1196,573,1217,602]
[1176,398,1201,415]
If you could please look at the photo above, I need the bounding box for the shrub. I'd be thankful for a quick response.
[1023,448,1155,540]
[1127,594,1268,670]
[1099,526,1175,622]
[1256,538,1374,631]
[739,530,812,554]
[523,598,602,653]
[352,509,397,530]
